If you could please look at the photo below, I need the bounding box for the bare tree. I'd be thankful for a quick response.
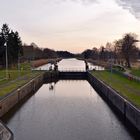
[115,33,139,68]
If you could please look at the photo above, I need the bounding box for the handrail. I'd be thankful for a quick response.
[58,69,86,72]
[0,121,13,140]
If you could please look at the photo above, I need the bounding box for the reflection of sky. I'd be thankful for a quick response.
[5,80,134,140]
[35,58,104,71]
[35,63,53,70]
[0,0,140,52]
[58,58,86,71]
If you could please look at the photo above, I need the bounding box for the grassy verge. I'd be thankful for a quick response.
[130,69,140,77]
[0,70,30,85]
[91,70,140,108]
[0,71,41,97]
[32,58,61,68]
[0,68,42,97]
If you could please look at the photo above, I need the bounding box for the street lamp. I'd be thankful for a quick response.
[109,49,113,86]
[98,52,100,71]
[4,42,8,79]
[18,52,20,83]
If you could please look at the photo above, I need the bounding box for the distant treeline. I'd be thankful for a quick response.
[80,33,140,68]
[1,23,140,68]
[23,43,75,60]
[0,24,75,68]
[22,33,140,68]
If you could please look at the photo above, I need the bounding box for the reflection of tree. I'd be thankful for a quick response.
[84,60,89,71]
[49,83,54,91]
[54,63,58,71]
[49,82,56,91]
[49,65,52,71]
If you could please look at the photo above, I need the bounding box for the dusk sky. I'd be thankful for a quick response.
[0,0,140,53]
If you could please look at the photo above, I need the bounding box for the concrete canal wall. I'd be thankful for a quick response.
[0,73,45,117]
[87,72,140,132]
[0,71,59,114]
[58,71,87,80]
[0,72,85,117]
[0,70,140,139]
[0,72,46,139]
[0,71,59,139]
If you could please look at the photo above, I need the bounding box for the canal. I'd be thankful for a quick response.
[35,58,104,71]
[1,59,139,140]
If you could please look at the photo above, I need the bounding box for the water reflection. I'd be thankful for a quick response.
[35,63,53,70]
[35,58,104,71]
[49,83,54,91]
[2,80,138,140]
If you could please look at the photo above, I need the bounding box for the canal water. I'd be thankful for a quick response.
[2,59,138,140]
[35,58,104,71]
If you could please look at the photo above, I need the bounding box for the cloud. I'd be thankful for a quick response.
[51,0,98,5]
[116,0,140,18]
[73,0,98,4]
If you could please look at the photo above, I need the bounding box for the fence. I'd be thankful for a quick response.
[112,69,140,83]
[58,68,86,72]
[0,121,13,140]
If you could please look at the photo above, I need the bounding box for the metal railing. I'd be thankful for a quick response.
[0,121,13,140]
[58,68,86,72]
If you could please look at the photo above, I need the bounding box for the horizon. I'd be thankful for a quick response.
[1,0,140,53]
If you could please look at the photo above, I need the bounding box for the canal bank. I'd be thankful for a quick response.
[2,79,137,140]
[0,74,42,139]
[87,71,140,132]
[0,69,140,139]
[0,73,45,118]
[0,71,60,139]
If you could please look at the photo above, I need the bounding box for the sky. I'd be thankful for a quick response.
[0,0,140,53]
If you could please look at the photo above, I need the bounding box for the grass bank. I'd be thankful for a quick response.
[91,70,140,108]
[0,62,43,97]
[32,58,61,68]
[130,69,140,77]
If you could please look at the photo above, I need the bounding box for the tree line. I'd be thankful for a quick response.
[0,24,23,67]
[81,33,140,68]
[0,23,140,69]
[0,24,73,68]
[23,43,74,60]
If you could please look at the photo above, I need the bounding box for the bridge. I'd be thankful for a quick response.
[40,69,88,81]
[58,71,87,80]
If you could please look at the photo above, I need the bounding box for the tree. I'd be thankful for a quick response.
[0,24,10,66]
[8,31,23,64]
[99,46,106,60]
[115,33,138,68]
[0,34,5,63]
[56,51,74,58]
[1,24,10,42]
[43,48,57,58]
[114,40,122,64]
[82,49,93,59]
[0,23,23,66]
[92,47,98,60]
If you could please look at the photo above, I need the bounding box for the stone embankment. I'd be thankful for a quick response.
[0,72,46,140]
[88,72,140,132]
[0,70,140,140]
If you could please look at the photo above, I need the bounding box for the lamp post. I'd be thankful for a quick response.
[32,46,35,72]
[98,52,99,71]
[109,49,113,86]
[18,52,20,83]
[5,42,8,79]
